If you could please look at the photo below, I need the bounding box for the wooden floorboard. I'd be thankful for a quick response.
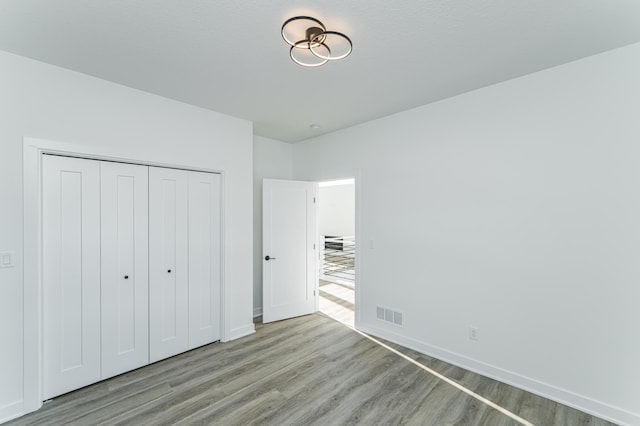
[9,311,616,426]
[319,279,355,327]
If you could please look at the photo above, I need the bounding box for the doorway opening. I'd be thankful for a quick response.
[317,178,355,327]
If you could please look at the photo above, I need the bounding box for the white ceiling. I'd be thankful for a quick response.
[1,1,640,143]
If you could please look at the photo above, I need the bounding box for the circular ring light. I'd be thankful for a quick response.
[309,31,352,60]
[281,16,352,67]
[290,40,330,67]
[281,16,326,47]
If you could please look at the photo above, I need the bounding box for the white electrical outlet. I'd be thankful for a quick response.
[0,251,14,268]
[469,326,479,341]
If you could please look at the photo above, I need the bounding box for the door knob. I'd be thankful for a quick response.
[124,275,129,280]
[167,269,172,273]
[265,255,276,261]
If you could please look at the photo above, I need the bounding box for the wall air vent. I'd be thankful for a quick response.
[393,311,403,326]
[376,305,404,327]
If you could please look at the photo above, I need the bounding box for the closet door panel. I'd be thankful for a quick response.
[42,155,101,399]
[188,172,222,348]
[149,167,189,362]
[100,162,149,379]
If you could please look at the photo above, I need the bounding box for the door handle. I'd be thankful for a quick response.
[265,255,276,261]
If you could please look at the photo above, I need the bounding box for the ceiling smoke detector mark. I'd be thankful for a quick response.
[377,305,404,327]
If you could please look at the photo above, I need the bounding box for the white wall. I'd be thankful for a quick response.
[252,136,294,316]
[0,50,254,422]
[319,183,355,238]
[292,43,640,426]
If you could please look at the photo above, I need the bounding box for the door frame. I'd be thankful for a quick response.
[23,137,227,414]
[315,175,361,324]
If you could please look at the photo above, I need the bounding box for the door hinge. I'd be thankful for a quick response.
[313,197,316,203]
[313,243,316,250]
[314,290,316,296]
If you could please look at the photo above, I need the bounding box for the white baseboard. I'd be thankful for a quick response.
[357,322,639,426]
[226,323,256,342]
[0,400,23,424]
[253,307,263,318]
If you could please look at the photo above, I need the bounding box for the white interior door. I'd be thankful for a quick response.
[149,167,189,362]
[188,171,222,348]
[42,155,101,399]
[100,162,149,379]
[263,179,317,323]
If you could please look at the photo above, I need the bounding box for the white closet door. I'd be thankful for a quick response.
[188,171,222,348]
[100,162,149,379]
[43,155,101,399]
[149,167,189,362]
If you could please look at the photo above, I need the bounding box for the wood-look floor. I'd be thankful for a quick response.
[319,279,355,327]
[10,308,615,425]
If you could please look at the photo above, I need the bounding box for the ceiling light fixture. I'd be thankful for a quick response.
[281,16,352,67]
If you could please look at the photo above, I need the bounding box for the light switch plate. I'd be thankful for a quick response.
[0,251,14,268]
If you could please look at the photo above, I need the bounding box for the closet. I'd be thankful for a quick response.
[42,155,221,400]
